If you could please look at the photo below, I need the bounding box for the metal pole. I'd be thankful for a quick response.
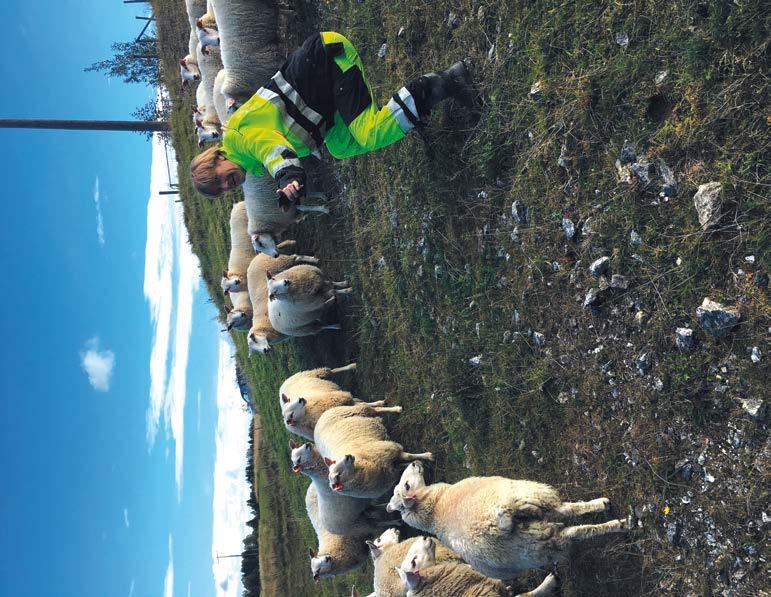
[0,119,168,132]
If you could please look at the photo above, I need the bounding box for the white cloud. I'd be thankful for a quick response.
[80,337,115,392]
[164,535,174,597]
[93,176,105,245]
[123,508,130,528]
[128,579,135,597]
[211,339,252,597]
[144,132,200,500]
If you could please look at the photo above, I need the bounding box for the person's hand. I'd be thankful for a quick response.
[277,181,303,212]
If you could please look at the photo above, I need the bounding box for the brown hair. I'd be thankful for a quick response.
[190,145,225,197]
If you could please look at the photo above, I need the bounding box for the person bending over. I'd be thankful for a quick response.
[189,31,476,206]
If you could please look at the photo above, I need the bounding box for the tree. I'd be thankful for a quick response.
[131,95,172,142]
[85,40,160,86]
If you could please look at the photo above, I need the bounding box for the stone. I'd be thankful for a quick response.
[532,331,546,347]
[581,217,595,237]
[598,275,611,291]
[611,274,629,290]
[446,12,461,28]
[696,297,740,338]
[468,355,482,367]
[751,346,761,364]
[529,80,543,96]
[583,287,604,308]
[738,397,765,419]
[655,70,669,85]
[590,256,610,277]
[675,327,694,351]
[666,522,680,545]
[630,230,642,246]
[619,143,637,165]
[615,31,629,47]
[635,310,647,327]
[693,182,723,230]
[511,200,529,226]
[636,352,651,375]
[656,159,678,197]
[377,43,388,58]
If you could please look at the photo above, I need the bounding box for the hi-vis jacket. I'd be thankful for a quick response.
[221,32,419,191]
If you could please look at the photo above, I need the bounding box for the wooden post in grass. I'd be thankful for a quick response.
[0,119,169,132]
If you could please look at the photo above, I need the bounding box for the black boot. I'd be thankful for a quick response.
[407,60,477,119]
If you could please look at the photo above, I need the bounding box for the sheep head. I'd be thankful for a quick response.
[327,454,355,492]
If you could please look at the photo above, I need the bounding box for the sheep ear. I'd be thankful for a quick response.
[224,305,232,313]
[289,439,299,450]
[222,270,228,278]
[324,457,335,466]
[403,494,417,508]
[308,548,317,559]
[179,58,186,66]
[281,393,289,403]
[366,540,381,559]
[304,443,313,450]
[298,397,306,405]
[403,570,421,590]
[344,454,354,464]
[266,271,274,280]
[196,18,203,27]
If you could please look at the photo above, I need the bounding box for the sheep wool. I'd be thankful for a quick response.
[184,0,207,30]
[222,201,253,294]
[306,484,371,580]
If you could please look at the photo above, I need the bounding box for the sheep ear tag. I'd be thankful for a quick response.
[324,457,335,466]
[308,548,317,559]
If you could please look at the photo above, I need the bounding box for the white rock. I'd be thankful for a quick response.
[751,346,761,363]
[693,182,723,230]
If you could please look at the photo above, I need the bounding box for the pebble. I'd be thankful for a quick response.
[377,43,388,58]
[562,218,576,240]
[611,274,629,290]
[751,346,761,363]
[590,256,610,277]
[630,230,642,246]
[675,327,694,351]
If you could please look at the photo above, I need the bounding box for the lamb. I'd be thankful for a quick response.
[290,440,374,534]
[184,0,207,30]
[281,363,388,439]
[179,30,201,85]
[195,0,219,51]
[386,461,628,580]
[242,173,329,257]
[306,484,372,581]
[314,404,434,499]
[232,242,318,333]
[221,201,253,296]
[395,536,559,597]
[212,0,282,107]
[193,42,224,146]
[359,530,461,597]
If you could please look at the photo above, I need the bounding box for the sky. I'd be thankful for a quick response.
[0,2,251,596]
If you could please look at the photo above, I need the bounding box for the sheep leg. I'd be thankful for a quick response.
[331,280,350,289]
[324,296,337,306]
[330,363,357,374]
[295,255,320,265]
[558,518,627,543]
[397,451,434,462]
[334,288,353,296]
[374,406,402,415]
[296,203,330,215]
[554,498,611,519]
[513,572,559,597]
[360,400,385,407]
[276,239,298,252]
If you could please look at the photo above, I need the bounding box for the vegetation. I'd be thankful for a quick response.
[153,0,768,595]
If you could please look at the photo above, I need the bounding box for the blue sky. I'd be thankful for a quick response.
[0,2,251,596]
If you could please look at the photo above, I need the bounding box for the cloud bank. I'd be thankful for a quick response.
[144,133,200,500]
[80,337,115,392]
[211,339,252,597]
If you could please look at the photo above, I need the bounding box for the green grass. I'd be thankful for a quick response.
[153,0,769,594]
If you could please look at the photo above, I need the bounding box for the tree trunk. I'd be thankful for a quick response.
[0,119,168,132]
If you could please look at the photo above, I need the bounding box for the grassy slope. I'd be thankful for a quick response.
[154,0,768,595]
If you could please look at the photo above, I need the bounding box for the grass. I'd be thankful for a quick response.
[152,0,769,594]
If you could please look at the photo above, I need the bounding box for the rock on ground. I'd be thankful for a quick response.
[693,182,723,230]
[696,297,740,338]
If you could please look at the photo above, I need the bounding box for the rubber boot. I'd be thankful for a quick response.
[408,60,477,119]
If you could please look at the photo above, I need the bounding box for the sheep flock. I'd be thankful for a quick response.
[179,1,633,595]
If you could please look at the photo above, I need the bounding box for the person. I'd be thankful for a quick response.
[189,31,476,205]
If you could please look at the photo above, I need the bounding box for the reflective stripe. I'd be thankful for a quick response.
[254,87,318,150]
[386,87,418,132]
[271,71,324,126]
[265,145,301,177]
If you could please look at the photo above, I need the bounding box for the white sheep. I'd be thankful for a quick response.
[386,462,628,580]
[184,0,207,30]
[357,530,461,597]
[220,201,253,296]
[242,174,329,257]
[243,244,319,349]
[225,240,317,331]
[306,483,371,581]
[196,22,220,53]
[180,30,201,85]
[211,0,281,107]
[281,364,391,439]
[290,440,375,535]
[193,42,223,146]
[212,69,230,124]
[395,535,559,597]
[314,404,434,499]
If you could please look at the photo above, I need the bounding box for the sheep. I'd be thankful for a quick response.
[386,461,628,580]
[242,173,329,257]
[184,0,207,30]
[212,0,282,107]
[180,30,201,85]
[221,201,253,295]
[194,42,224,146]
[396,535,560,597]
[195,0,219,52]
[306,483,372,581]
[212,69,229,124]
[314,404,434,500]
[280,363,391,439]
[290,440,375,534]
[359,530,461,597]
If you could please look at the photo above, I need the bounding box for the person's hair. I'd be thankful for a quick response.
[190,145,225,197]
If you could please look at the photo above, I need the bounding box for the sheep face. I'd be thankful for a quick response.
[400,536,436,574]
[220,271,245,294]
[386,461,426,513]
[289,441,313,473]
[196,123,221,147]
[281,395,306,428]
[366,528,400,560]
[266,274,290,299]
[252,233,279,258]
[225,309,250,331]
[308,549,334,582]
[326,454,355,492]
[196,25,220,48]
[247,332,271,354]
[179,58,201,82]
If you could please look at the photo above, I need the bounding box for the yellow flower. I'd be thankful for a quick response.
[663,504,670,516]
